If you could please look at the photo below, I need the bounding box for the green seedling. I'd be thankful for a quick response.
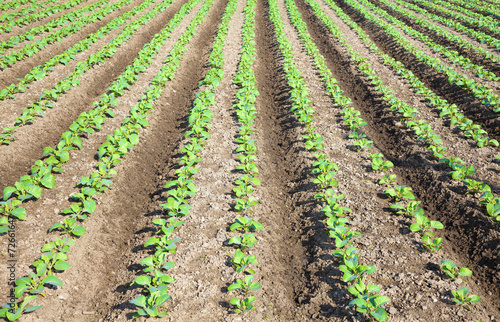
[0,198,26,222]
[160,195,191,218]
[339,257,376,283]
[140,253,174,276]
[0,296,41,321]
[3,181,42,201]
[410,214,443,236]
[353,138,373,152]
[451,287,481,311]
[234,196,258,214]
[450,164,476,180]
[48,217,85,237]
[14,271,62,298]
[486,200,500,221]
[230,217,263,232]
[328,225,362,248]
[303,132,324,151]
[440,260,472,279]
[130,284,170,318]
[144,229,180,257]
[371,156,393,172]
[462,179,490,195]
[230,296,256,314]
[132,270,175,290]
[333,247,358,262]
[313,172,338,190]
[228,233,257,250]
[384,186,415,201]
[349,293,389,322]
[427,145,447,159]
[390,201,424,217]
[231,249,257,274]
[228,274,260,294]
[378,174,396,187]
[421,232,443,253]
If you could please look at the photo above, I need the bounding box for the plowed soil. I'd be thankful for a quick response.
[0,0,499,320]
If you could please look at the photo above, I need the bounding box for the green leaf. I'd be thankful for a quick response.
[130,295,146,308]
[53,261,70,271]
[372,308,388,321]
[3,186,17,200]
[133,276,151,286]
[42,276,63,287]
[72,226,85,236]
[11,207,26,220]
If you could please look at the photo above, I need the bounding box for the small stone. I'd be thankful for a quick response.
[388,307,397,315]
[82,311,95,315]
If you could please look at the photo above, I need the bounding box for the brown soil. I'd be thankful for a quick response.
[0,0,499,320]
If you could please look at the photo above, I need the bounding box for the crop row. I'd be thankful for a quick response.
[363,0,500,83]
[0,0,88,34]
[0,0,158,103]
[0,0,163,144]
[0,0,197,235]
[324,0,496,151]
[346,0,500,118]
[0,0,38,12]
[0,0,106,54]
[296,0,484,313]
[270,0,391,320]
[431,0,500,30]
[0,0,212,318]
[126,0,235,316]
[0,0,58,24]
[0,0,127,70]
[327,0,500,222]
[226,0,262,314]
[391,0,500,56]
[451,0,500,18]
[411,0,500,38]
[381,0,500,65]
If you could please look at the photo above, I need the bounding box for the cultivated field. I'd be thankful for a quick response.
[0,0,499,320]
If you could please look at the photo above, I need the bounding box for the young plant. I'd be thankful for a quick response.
[353,138,373,152]
[230,296,256,314]
[333,247,358,262]
[390,201,424,217]
[421,232,443,253]
[234,196,258,214]
[378,174,396,187]
[410,214,443,236]
[370,153,394,171]
[339,257,376,283]
[328,225,362,248]
[349,294,390,322]
[348,279,389,322]
[231,249,257,274]
[440,260,472,280]
[0,296,41,321]
[230,217,263,233]
[384,186,415,201]
[130,284,170,318]
[462,179,490,195]
[228,233,257,250]
[451,287,481,311]
[228,274,261,294]
[48,217,85,237]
